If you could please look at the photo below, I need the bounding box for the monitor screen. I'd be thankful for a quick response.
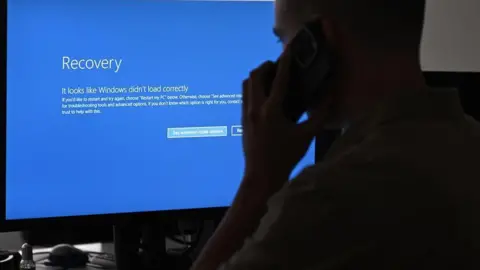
[6,0,316,220]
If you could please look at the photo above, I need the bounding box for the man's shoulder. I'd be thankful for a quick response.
[465,115,480,134]
[319,87,480,172]
[283,113,480,211]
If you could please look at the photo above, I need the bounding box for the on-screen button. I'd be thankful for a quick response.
[167,126,228,139]
[231,125,243,136]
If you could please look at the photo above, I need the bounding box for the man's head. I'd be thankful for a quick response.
[274,0,428,126]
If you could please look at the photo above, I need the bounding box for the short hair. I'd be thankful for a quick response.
[289,0,426,51]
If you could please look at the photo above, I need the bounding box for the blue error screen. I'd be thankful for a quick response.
[6,0,315,219]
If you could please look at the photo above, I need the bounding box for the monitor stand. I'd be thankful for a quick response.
[114,222,170,270]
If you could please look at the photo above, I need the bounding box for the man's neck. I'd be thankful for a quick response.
[334,56,428,125]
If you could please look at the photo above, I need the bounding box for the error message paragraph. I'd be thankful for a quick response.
[61,85,242,116]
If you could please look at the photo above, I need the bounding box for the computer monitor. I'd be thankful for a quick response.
[4,0,316,222]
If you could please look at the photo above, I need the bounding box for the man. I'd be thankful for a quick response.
[192,0,480,269]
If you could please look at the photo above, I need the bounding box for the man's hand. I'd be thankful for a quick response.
[242,49,328,189]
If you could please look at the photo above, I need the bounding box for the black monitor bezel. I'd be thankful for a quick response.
[1,0,7,231]
[1,0,479,232]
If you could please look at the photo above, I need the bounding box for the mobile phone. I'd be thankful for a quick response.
[267,20,333,122]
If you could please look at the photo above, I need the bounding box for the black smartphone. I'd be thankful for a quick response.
[266,20,333,122]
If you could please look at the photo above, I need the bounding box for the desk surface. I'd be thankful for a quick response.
[32,240,186,270]
[37,265,107,270]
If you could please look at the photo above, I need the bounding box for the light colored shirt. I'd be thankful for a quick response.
[220,88,480,269]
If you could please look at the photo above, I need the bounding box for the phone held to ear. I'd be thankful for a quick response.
[266,20,333,122]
